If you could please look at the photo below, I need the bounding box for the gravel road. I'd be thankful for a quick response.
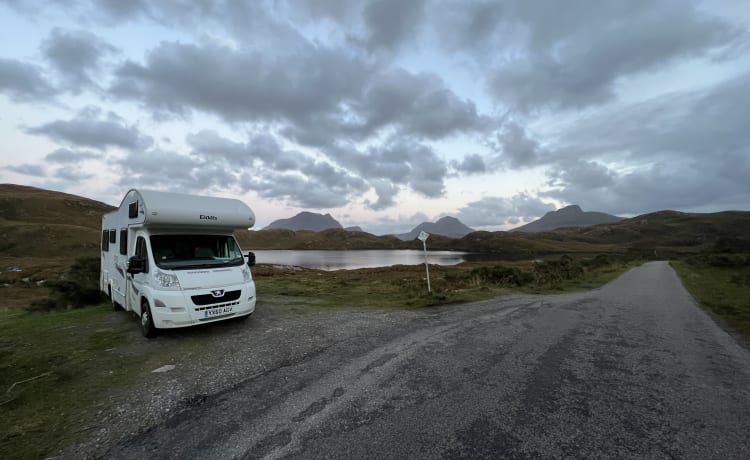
[89,261,750,459]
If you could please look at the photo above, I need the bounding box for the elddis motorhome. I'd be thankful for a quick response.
[101,189,257,338]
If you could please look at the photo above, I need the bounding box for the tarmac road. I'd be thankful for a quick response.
[106,261,750,459]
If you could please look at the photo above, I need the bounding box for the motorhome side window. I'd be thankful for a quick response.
[109,229,116,244]
[128,201,138,218]
[135,236,148,273]
[102,230,109,251]
[119,229,127,255]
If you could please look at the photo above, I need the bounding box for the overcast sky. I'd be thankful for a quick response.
[1,0,748,234]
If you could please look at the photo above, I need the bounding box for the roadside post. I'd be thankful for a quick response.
[417,231,431,293]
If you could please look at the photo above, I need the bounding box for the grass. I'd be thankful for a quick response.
[670,259,750,344]
[252,256,639,310]
[0,306,150,459]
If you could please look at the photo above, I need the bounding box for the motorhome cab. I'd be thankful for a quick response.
[101,189,257,338]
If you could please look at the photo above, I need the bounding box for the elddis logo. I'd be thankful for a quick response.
[200,214,218,220]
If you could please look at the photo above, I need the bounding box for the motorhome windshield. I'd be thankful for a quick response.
[150,234,244,269]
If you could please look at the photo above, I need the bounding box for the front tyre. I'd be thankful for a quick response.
[140,300,158,338]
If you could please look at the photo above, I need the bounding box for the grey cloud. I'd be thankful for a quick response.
[41,28,117,91]
[26,107,153,150]
[335,138,448,198]
[365,179,400,210]
[189,130,369,209]
[350,68,489,140]
[238,170,360,209]
[45,148,101,163]
[93,0,148,21]
[0,58,55,102]
[451,154,487,175]
[364,0,425,51]
[547,160,615,190]
[543,71,750,214]
[542,162,746,216]
[490,122,549,169]
[115,149,234,193]
[474,0,738,111]
[111,41,368,123]
[113,41,486,146]
[6,163,45,176]
[53,166,92,182]
[457,193,555,227]
[558,72,750,165]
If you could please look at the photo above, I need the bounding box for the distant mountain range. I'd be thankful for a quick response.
[396,216,475,241]
[264,212,343,231]
[513,205,622,232]
[4,183,750,260]
[263,211,475,240]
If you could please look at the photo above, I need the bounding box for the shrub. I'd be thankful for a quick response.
[25,256,106,312]
[468,265,532,287]
[533,255,585,288]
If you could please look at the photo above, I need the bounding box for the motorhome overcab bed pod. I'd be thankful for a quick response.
[101,189,257,338]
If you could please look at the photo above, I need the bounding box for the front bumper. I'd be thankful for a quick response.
[149,281,256,329]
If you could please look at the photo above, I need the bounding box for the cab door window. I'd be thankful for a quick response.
[135,236,149,273]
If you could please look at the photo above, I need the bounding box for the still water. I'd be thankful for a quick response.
[249,249,482,271]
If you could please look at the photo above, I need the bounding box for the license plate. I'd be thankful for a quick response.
[204,306,233,318]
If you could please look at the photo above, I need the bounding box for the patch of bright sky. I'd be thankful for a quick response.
[0,97,64,163]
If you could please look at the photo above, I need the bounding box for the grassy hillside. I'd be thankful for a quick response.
[0,184,114,258]
[0,184,114,308]
[236,228,407,250]
[557,210,750,256]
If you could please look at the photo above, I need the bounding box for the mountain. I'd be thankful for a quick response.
[264,212,343,231]
[345,226,364,232]
[396,216,475,241]
[513,205,622,232]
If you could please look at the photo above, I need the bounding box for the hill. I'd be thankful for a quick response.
[0,184,115,308]
[0,184,114,258]
[396,216,474,240]
[236,228,406,250]
[556,210,750,254]
[264,212,343,231]
[513,205,622,232]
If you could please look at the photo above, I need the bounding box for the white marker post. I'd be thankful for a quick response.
[417,231,431,293]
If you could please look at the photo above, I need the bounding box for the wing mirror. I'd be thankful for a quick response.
[245,251,256,267]
[127,256,147,274]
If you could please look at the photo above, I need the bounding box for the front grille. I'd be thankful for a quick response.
[194,300,240,312]
[191,289,241,306]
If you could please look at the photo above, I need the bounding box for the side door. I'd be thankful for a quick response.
[126,235,149,314]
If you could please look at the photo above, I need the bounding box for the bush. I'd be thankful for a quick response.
[25,256,106,312]
[533,255,584,288]
[468,265,533,287]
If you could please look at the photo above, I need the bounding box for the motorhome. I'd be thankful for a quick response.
[101,189,257,337]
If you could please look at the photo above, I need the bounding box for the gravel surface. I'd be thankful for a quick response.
[61,261,750,459]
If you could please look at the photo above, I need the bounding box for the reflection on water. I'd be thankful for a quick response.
[249,249,479,271]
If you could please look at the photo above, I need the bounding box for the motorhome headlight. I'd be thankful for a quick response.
[155,270,181,288]
[242,266,251,283]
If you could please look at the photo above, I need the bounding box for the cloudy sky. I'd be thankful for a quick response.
[1,0,749,234]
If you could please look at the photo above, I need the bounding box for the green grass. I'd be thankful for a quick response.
[0,306,147,459]
[671,260,750,344]
[254,257,638,310]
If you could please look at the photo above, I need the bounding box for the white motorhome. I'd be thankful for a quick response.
[101,189,257,338]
